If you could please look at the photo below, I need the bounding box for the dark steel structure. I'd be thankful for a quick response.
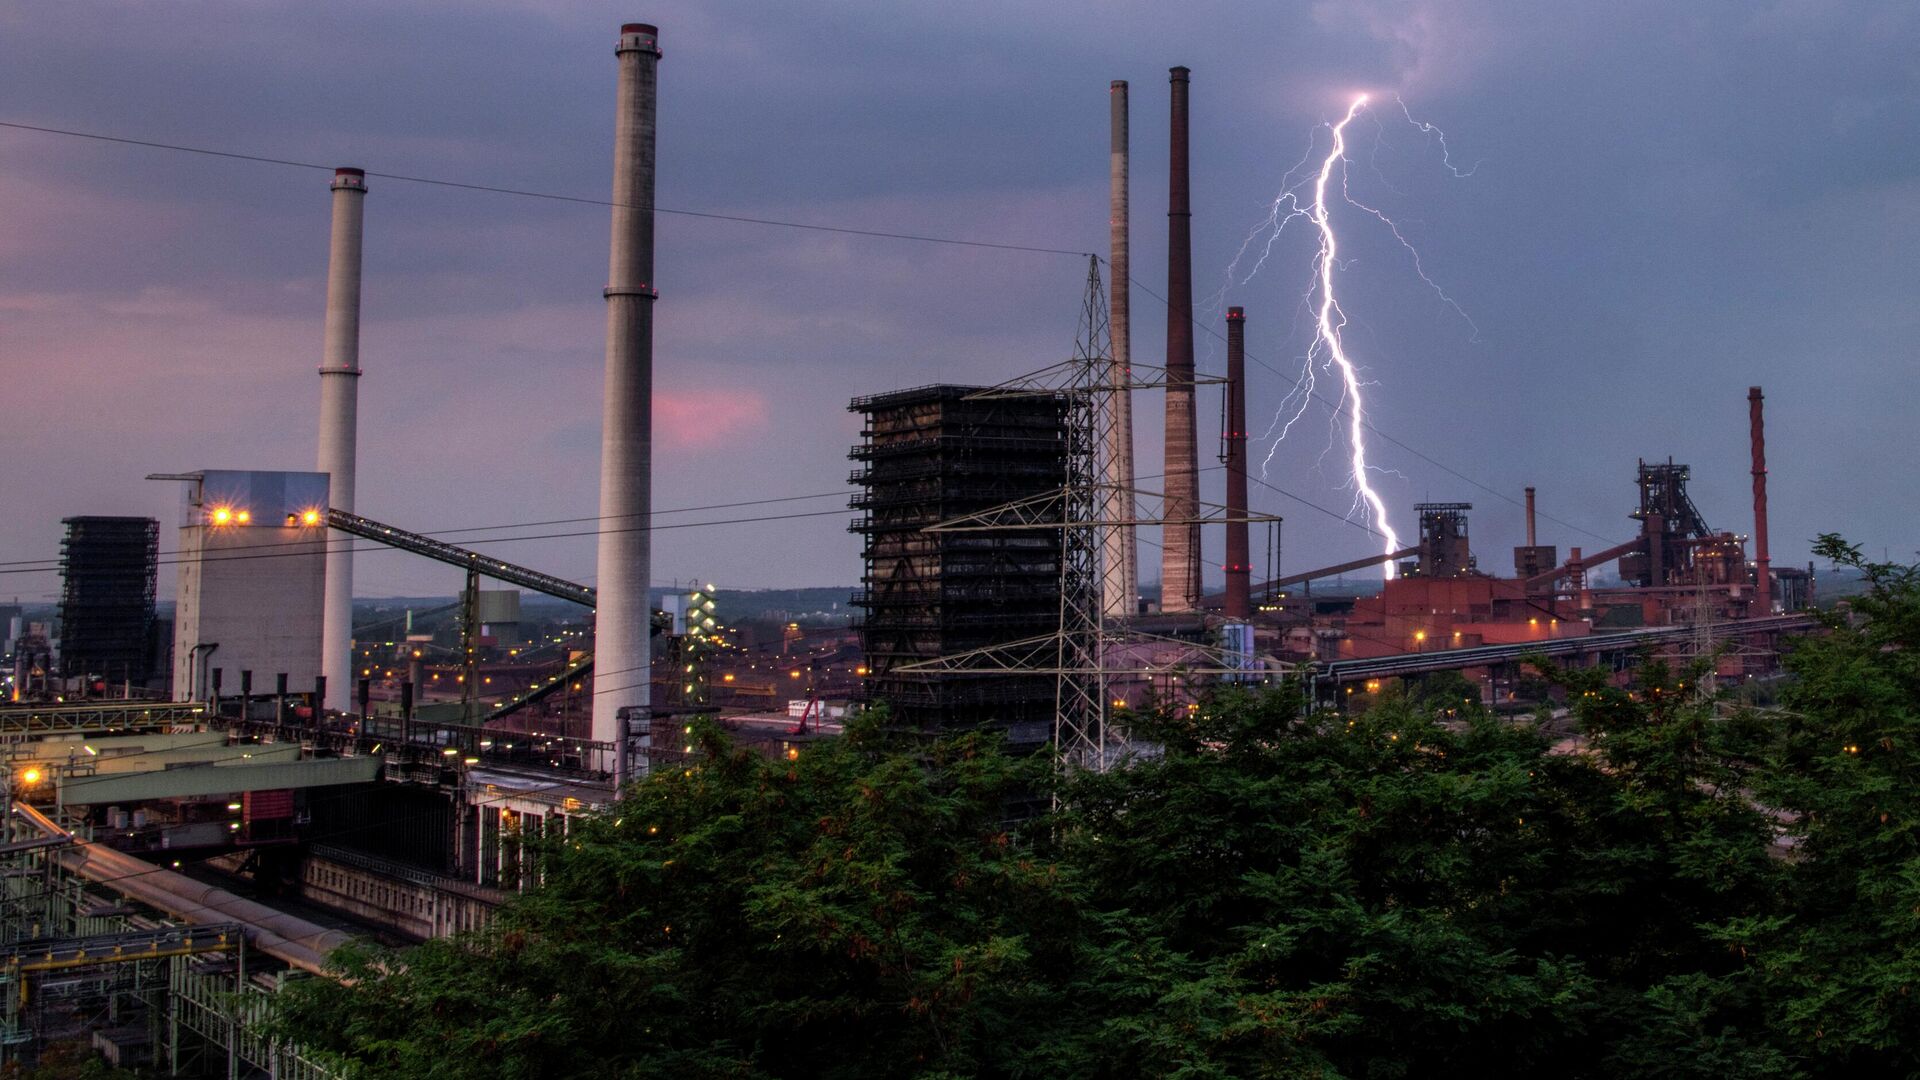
[1622,459,1716,588]
[57,517,158,681]
[848,385,1067,739]
[1402,503,1476,578]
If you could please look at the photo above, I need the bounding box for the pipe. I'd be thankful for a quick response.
[1161,66,1201,612]
[593,22,662,782]
[1227,545,1420,599]
[1749,386,1772,613]
[317,167,366,712]
[1571,546,1591,615]
[1222,307,1250,619]
[1523,536,1644,587]
[1524,486,1537,547]
[15,803,350,976]
[1101,79,1138,620]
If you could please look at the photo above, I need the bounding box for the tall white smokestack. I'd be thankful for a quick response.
[1101,80,1138,620]
[1161,67,1201,612]
[593,22,661,782]
[317,167,366,712]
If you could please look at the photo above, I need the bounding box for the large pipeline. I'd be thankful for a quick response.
[592,22,662,781]
[1161,66,1201,612]
[317,167,367,711]
[14,803,350,975]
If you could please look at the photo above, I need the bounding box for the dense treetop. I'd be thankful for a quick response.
[278,535,1920,1079]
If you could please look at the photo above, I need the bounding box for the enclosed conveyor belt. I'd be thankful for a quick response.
[327,509,595,607]
[1201,547,1419,608]
[1524,537,1646,588]
[326,508,670,634]
[0,701,208,741]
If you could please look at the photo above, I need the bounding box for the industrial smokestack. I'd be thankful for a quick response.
[1223,307,1251,619]
[1749,386,1772,612]
[1221,307,1251,618]
[1101,79,1139,620]
[1161,66,1201,612]
[317,167,366,712]
[593,22,661,780]
[1525,486,1537,547]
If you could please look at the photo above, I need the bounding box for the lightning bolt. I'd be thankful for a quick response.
[1226,93,1475,580]
[1309,94,1401,576]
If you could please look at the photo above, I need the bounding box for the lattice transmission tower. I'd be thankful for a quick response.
[896,257,1284,771]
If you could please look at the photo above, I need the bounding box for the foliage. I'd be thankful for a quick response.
[1738,535,1920,1074]
[278,714,1077,1079]
[278,535,1920,1078]
[1055,674,1779,1079]
[0,1041,141,1080]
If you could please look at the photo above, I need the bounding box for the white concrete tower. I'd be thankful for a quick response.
[1102,80,1138,620]
[316,167,366,711]
[593,22,661,781]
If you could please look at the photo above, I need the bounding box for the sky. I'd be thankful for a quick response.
[2,0,1916,605]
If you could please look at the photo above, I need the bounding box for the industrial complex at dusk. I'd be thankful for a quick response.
[0,8,1912,1077]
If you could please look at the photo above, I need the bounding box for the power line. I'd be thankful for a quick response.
[0,120,1092,258]
[3,465,1389,585]
[1116,266,1621,546]
[0,116,1616,551]
[0,507,855,580]
[0,489,854,571]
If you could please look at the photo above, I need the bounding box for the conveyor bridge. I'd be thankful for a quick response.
[1313,614,1819,690]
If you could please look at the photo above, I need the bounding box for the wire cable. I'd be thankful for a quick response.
[1116,266,1621,546]
[0,120,1093,258]
[0,118,1616,553]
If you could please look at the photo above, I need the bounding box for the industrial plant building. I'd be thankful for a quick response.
[849,385,1067,744]
[56,516,158,684]
[163,470,330,703]
[0,18,1838,1073]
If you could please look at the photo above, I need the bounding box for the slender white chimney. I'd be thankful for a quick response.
[1101,80,1138,620]
[1161,67,1201,611]
[593,22,661,782]
[317,167,366,712]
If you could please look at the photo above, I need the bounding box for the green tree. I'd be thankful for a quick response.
[1741,535,1920,1073]
[282,556,1920,1080]
[277,714,1083,1079]
[1054,679,1781,1079]
[0,1040,140,1080]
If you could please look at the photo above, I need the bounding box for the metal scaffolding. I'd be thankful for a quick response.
[57,517,158,683]
[848,383,1069,740]
[0,701,203,744]
[892,259,1286,771]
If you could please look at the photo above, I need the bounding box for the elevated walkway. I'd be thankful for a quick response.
[1314,614,1819,687]
[54,754,380,806]
[0,701,205,742]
